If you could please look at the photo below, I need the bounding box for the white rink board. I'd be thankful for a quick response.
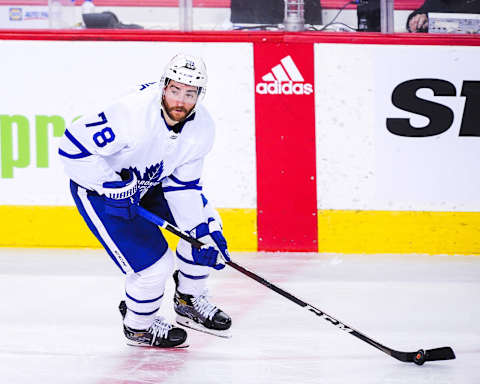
[3,40,480,213]
[315,43,480,212]
[0,40,256,208]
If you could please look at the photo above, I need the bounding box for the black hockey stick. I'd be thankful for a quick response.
[137,206,455,365]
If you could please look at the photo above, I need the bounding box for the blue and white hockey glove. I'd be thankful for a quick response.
[189,218,230,270]
[192,243,222,270]
[207,217,231,264]
[102,172,139,220]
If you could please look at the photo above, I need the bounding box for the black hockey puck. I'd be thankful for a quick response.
[413,349,426,365]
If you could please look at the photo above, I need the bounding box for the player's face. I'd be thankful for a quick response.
[163,80,198,122]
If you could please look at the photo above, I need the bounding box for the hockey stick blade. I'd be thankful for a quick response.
[391,346,455,365]
[137,207,456,365]
[425,347,456,361]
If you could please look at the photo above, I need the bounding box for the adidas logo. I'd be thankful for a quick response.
[256,55,313,96]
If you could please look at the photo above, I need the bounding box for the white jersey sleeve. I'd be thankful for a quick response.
[58,102,131,193]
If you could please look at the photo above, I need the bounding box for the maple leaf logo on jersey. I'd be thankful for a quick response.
[256,55,313,96]
[128,161,164,195]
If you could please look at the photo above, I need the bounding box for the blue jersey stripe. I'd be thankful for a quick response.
[169,174,200,186]
[176,251,196,265]
[179,270,209,280]
[58,129,92,159]
[126,306,161,316]
[125,291,164,304]
[201,193,208,207]
[163,185,202,193]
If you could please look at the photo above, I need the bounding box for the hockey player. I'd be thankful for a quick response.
[58,54,232,348]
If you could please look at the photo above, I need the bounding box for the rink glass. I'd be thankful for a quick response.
[0,1,469,34]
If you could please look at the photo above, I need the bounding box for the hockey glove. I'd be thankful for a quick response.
[189,219,230,270]
[192,243,222,270]
[207,217,231,264]
[102,172,139,220]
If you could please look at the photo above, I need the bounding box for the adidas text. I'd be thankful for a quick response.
[256,81,313,95]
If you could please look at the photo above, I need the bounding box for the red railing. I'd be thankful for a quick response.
[1,30,479,47]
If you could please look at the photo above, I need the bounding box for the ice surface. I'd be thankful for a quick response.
[0,249,478,384]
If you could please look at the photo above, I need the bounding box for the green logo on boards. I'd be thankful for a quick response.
[0,114,65,178]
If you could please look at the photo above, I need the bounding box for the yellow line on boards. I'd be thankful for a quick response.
[318,209,480,255]
[0,206,99,248]
[0,206,257,251]
[2,206,479,255]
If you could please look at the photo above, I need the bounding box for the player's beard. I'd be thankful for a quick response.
[162,97,195,123]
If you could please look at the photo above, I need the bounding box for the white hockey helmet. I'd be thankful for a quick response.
[160,54,208,100]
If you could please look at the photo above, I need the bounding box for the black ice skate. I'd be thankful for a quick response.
[173,270,232,338]
[118,300,188,348]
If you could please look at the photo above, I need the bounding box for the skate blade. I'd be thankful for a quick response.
[176,315,232,339]
[125,339,189,349]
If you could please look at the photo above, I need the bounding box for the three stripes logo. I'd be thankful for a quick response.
[256,55,313,96]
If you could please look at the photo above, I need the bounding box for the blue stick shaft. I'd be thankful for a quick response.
[137,206,203,248]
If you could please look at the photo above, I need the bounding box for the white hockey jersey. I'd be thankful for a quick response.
[59,84,216,231]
